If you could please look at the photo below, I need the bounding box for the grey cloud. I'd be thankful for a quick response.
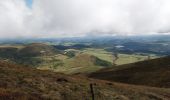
[0,0,170,38]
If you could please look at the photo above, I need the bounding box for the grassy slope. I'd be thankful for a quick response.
[0,43,61,66]
[0,44,113,74]
[18,43,60,57]
[82,48,113,63]
[115,53,158,65]
[39,53,112,74]
[0,61,170,100]
[89,56,170,88]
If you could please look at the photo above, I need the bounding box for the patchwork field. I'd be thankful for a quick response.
[0,43,160,74]
[82,48,158,65]
[115,53,158,65]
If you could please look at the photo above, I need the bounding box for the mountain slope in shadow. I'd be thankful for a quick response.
[89,56,170,88]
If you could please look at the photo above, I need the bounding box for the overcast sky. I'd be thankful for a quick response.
[0,0,170,38]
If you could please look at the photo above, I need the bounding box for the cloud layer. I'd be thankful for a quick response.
[1,0,170,38]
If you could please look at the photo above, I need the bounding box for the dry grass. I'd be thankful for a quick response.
[0,60,170,100]
[89,56,170,88]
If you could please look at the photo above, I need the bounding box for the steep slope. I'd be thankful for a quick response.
[0,61,170,100]
[89,56,170,88]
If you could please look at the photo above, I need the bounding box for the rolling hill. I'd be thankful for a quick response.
[39,53,113,74]
[0,43,60,58]
[0,43,62,66]
[0,47,18,59]
[0,43,113,74]
[18,43,61,57]
[89,56,170,88]
[0,60,170,100]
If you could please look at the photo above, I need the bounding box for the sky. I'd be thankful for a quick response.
[25,0,33,8]
[0,0,170,38]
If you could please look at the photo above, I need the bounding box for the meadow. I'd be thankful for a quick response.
[82,48,158,65]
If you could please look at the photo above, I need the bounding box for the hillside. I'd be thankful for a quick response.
[0,61,170,100]
[0,43,62,66]
[89,56,170,88]
[0,43,60,58]
[39,53,113,74]
[0,47,18,59]
[0,44,113,74]
[18,43,60,57]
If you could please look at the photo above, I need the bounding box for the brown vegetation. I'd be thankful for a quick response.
[0,60,170,100]
[89,56,170,88]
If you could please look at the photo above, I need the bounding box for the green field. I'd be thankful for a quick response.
[115,53,158,65]
[82,48,113,63]
[26,48,160,74]
[82,48,159,65]
[37,53,110,74]
[0,43,160,74]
